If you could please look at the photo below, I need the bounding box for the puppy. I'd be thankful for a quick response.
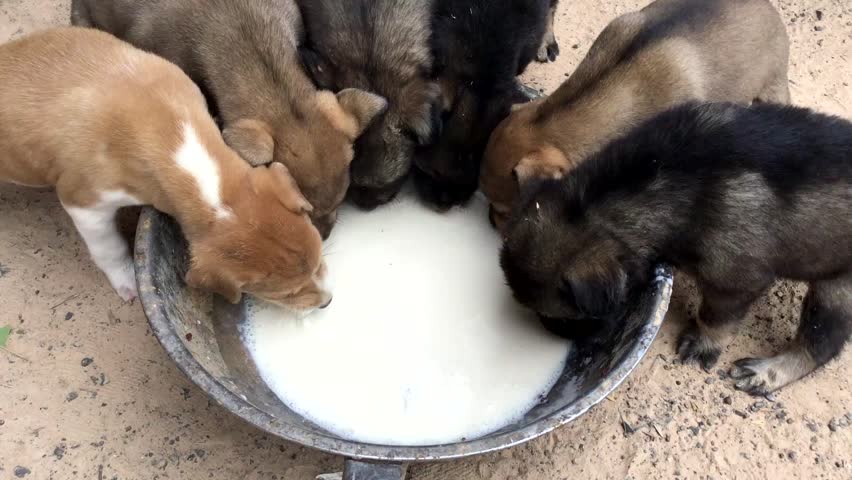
[71,0,387,238]
[0,28,332,312]
[482,0,790,230]
[501,102,852,395]
[536,0,561,63]
[413,0,551,209]
[297,0,441,210]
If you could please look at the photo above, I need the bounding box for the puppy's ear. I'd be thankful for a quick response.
[336,88,388,137]
[565,265,628,319]
[265,162,313,215]
[299,46,335,90]
[186,263,243,304]
[223,119,274,166]
[513,145,570,184]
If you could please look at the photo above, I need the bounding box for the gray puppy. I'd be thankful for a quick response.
[72,0,387,238]
[297,0,441,209]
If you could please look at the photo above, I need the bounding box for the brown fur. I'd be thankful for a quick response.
[482,0,790,230]
[0,27,330,310]
[71,0,387,238]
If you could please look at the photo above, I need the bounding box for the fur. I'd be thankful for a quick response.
[297,0,440,210]
[482,0,790,230]
[501,102,852,395]
[535,0,561,63]
[0,28,331,310]
[71,0,387,238]
[413,0,551,209]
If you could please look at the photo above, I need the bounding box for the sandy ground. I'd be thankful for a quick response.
[0,0,850,479]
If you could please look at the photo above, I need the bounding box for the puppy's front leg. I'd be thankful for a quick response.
[678,282,766,371]
[62,192,140,301]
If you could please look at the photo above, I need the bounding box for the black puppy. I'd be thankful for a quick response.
[501,102,852,395]
[413,0,551,209]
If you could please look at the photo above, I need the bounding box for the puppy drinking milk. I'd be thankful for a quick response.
[298,0,441,210]
[482,0,790,230]
[0,28,331,311]
[501,102,852,395]
[414,0,552,209]
[72,0,387,238]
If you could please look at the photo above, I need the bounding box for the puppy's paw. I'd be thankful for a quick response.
[536,40,560,63]
[730,353,812,396]
[546,40,560,62]
[105,260,138,302]
[730,358,776,396]
[677,325,721,371]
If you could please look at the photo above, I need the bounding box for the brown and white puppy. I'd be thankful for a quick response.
[72,0,387,238]
[413,0,551,210]
[298,0,441,210]
[0,28,331,311]
[482,0,790,230]
[536,0,561,63]
[502,102,852,395]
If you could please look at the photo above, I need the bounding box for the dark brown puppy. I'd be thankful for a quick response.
[71,0,387,238]
[413,0,552,209]
[501,102,852,395]
[297,0,441,210]
[483,0,790,231]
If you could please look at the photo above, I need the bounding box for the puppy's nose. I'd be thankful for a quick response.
[319,297,333,309]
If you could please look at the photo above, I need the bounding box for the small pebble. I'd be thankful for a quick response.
[814,25,824,31]
[53,446,65,460]
[816,10,823,21]
[64,312,74,321]
[723,396,733,405]
[14,467,30,478]
[66,392,78,402]
[80,357,93,367]
[786,418,794,425]
[734,410,748,418]
[705,377,715,384]
[787,451,797,461]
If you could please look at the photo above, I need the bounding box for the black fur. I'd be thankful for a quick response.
[501,102,852,391]
[413,0,551,209]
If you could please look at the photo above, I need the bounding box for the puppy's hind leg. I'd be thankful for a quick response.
[536,1,560,63]
[678,282,766,371]
[754,70,791,105]
[731,275,852,396]
[62,191,141,301]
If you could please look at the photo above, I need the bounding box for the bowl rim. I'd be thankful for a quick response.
[134,207,673,462]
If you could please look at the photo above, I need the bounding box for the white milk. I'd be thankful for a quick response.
[242,192,570,446]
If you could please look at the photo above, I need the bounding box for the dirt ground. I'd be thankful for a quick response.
[0,0,850,479]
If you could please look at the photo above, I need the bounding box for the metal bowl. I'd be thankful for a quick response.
[133,207,671,480]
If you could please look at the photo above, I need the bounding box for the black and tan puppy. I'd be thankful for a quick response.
[501,102,852,395]
[483,0,790,231]
[71,0,387,238]
[297,0,441,210]
[413,0,552,209]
